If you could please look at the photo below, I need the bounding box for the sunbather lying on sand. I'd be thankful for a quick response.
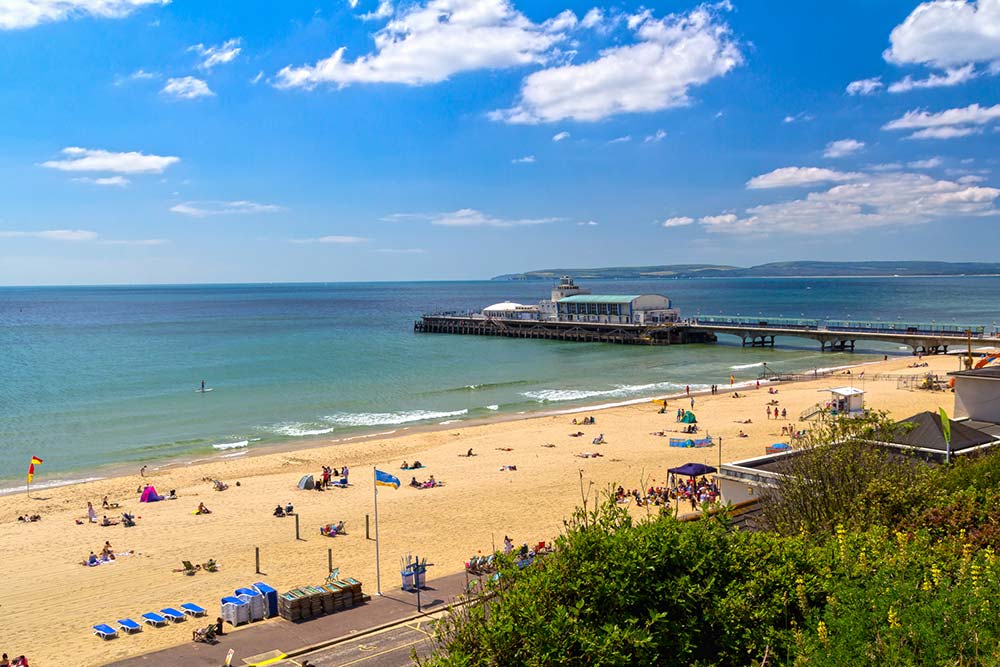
[569,431,584,437]
[575,452,604,459]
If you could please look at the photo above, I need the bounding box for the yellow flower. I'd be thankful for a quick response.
[931,564,942,588]
[888,606,900,628]
[817,621,829,645]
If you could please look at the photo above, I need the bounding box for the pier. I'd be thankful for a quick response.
[414,315,717,346]
[688,316,1000,355]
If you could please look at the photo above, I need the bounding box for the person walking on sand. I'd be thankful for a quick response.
[87,502,97,523]
[685,385,690,395]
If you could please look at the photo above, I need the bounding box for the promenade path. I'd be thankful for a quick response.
[108,571,476,667]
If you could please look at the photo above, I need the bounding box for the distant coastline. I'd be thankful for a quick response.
[493,261,1000,281]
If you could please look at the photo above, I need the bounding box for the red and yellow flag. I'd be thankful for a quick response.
[28,456,43,484]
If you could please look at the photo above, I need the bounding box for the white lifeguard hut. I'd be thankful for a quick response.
[823,386,865,416]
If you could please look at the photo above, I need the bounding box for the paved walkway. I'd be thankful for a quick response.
[108,571,478,667]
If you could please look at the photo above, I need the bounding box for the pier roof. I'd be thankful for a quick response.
[557,294,642,304]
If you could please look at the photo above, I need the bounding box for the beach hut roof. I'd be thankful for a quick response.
[894,412,994,452]
[825,386,864,396]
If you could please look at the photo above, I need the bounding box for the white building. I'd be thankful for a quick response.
[538,276,591,320]
[950,367,1000,423]
[482,301,540,320]
[556,294,679,325]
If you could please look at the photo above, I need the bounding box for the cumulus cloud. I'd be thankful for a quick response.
[290,235,368,244]
[823,139,865,158]
[161,76,214,99]
[552,131,570,141]
[170,200,282,217]
[491,4,741,123]
[883,103,1000,139]
[275,0,571,88]
[662,216,694,227]
[511,155,536,163]
[885,0,1000,68]
[41,147,179,174]
[888,64,978,93]
[0,229,98,241]
[577,220,598,226]
[608,135,631,144]
[907,157,943,168]
[0,0,167,30]
[114,68,159,86]
[416,208,559,227]
[846,76,884,95]
[746,167,862,189]
[361,0,392,20]
[73,175,130,186]
[189,38,242,70]
[783,112,814,123]
[644,129,667,143]
[697,171,1000,235]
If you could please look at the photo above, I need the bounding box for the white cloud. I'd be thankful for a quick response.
[662,216,694,227]
[868,162,904,172]
[491,4,741,123]
[608,135,631,144]
[0,0,167,30]
[552,131,570,141]
[511,155,536,163]
[846,76,884,95]
[275,0,571,88]
[428,208,559,227]
[361,0,392,20]
[958,174,988,183]
[161,76,214,99]
[888,65,978,93]
[823,138,865,158]
[374,247,425,253]
[250,70,264,85]
[577,220,598,226]
[746,167,862,190]
[699,172,1000,235]
[290,235,368,244]
[114,68,158,85]
[170,200,282,217]
[644,129,667,143]
[73,175,130,186]
[909,126,982,139]
[907,157,943,169]
[0,229,98,241]
[883,103,1000,139]
[41,147,179,174]
[699,213,737,226]
[347,0,359,7]
[580,7,604,29]
[189,38,242,70]
[782,112,814,123]
[885,0,1000,68]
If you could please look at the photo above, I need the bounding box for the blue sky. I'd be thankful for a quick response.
[1,0,999,284]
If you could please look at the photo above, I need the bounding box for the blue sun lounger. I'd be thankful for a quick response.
[93,624,118,640]
[181,603,207,617]
[142,612,168,627]
[118,618,142,634]
[160,607,186,622]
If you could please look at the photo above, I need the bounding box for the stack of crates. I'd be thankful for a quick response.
[277,578,366,621]
[253,582,279,618]
[220,595,250,626]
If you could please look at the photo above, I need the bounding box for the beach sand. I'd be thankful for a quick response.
[0,354,963,665]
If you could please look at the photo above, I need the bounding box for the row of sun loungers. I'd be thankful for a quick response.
[93,603,207,640]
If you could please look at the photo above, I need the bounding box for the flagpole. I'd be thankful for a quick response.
[373,467,382,596]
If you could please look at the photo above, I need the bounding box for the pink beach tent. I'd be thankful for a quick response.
[140,485,162,502]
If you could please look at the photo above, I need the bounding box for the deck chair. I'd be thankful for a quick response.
[117,618,142,634]
[181,603,207,617]
[180,560,198,575]
[93,624,118,640]
[160,607,186,622]
[142,612,168,627]
[202,559,218,572]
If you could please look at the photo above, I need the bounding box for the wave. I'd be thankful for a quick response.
[211,440,249,451]
[0,476,105,495]
[486,404,500,411]
[439,419,463,425]
[730,361,766,370]
[523,381,694,403]
[324,409,468,427]
[271,423,336,437]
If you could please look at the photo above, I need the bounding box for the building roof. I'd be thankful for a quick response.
[827,386,864,396]
[483,301,535,311]
[557,294,642,304]
[949,366,1000,380]
[894,411,995,452]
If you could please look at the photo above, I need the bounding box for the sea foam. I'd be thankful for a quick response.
[212,440,249,450]
[324,409,469,427]
[523,381,692,403]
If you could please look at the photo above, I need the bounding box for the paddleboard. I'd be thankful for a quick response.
[196,388,214,393]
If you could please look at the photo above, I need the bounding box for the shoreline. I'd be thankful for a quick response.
[0,354,892,498]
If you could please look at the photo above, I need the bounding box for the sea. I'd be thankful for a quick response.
[2,276,999,490]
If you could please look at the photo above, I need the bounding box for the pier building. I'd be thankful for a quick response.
[556,294,679,325]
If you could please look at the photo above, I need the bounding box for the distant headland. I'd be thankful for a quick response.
[492,261,1000,281]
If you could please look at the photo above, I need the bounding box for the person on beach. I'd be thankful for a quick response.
[200,380,206,392]
[140,465,147,477]
[685,385,690,395]
[87,502,97,523]
[781,408,787,419]
[196,502,211,515]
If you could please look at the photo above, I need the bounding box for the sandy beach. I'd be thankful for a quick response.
[0,353,963,665]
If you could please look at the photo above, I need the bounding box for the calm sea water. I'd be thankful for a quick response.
[2,277,999,487]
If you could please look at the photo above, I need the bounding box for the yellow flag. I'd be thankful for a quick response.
[939,407,951,445]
